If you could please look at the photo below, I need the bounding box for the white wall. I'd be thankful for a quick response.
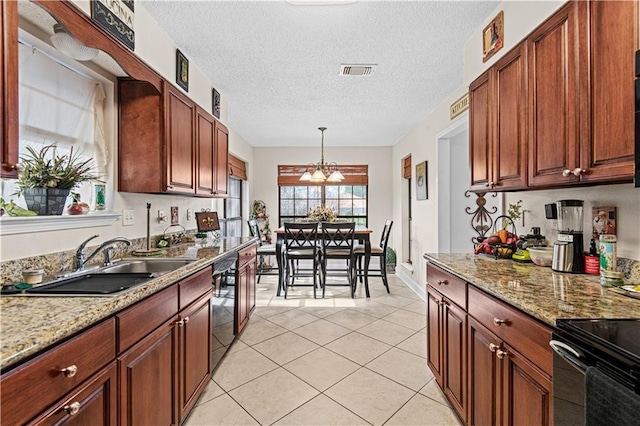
[252,146,393,243]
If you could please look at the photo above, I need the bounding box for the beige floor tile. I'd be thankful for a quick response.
[396,330,427,359]
[226,339,249,355]
[382,309,426,331]
[401,300,427,316]
[356,319,415,346]
[252,332,319,365]
[274,394,369,425]
[419,378,450,406]
[229,368,319,426]
[238,317,287,346]
[385,393,462,426]
[185,394,258,426]
[350,301,399,318]
[324,309,378,330]
[325,368,414,425]
[196,379,226,406]
[292,319,351,346]
[283,347,360,391]
[365,347,432,391]
[267,309,320,330]
[253,306,296,319]
[393,287,422,300]
[212,347,278,391]
[303,306,346,318]
[325,332,392,365]
[371,293,416,308]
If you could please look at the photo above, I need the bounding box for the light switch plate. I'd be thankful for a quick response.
[123,210,134,226]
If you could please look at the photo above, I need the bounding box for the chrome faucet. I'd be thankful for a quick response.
[74,235,132,271]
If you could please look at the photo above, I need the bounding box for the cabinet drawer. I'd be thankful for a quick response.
[468,286,552,375]
[237,244,257,269]
[117,285,179,353]
[179,267,212,310]
[1,318,116,426]
[427,263,467,309]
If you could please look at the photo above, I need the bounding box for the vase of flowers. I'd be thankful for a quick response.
[307,205,336,222]
[16,145,103,215]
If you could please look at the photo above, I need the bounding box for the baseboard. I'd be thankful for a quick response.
[395,265,426,302]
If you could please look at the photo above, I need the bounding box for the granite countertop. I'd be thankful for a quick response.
[424,253,640,327]
[0,237,257,370]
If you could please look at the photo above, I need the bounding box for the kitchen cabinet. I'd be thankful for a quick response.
[235,243,257,334]
[119,79,228,196]
[469,43,527,191]
[1,0,18,178]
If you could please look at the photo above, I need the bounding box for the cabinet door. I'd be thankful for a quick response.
[214,121,229,197]
[119,319,179,426]
[30,362,118,426]
[501,343,552,426]
[179,294,212,419]
[578,0,638,183]
[0,0,18,178]
[235,263,249,334]
[467,317,501,426]
[443,299,466,423]
[493,42,527,190]
[528,2,580,187]
[469,70,493,190]
[426,287,443,387]
[166,87,196,194]
[196,107,215,196]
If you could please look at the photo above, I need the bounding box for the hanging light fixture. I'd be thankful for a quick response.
[300,127,344,183]
[50,23,99,61]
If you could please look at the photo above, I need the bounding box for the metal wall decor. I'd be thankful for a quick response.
[465,190,498,246]
[176,49,189,91]
[91,0,135,50]
[212,88,221,119]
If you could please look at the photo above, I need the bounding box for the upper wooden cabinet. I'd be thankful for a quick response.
[119,79,229,197]
[470,43,528,191]
[1,0,18,178]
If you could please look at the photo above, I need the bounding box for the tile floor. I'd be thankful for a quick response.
[186,274,462,426]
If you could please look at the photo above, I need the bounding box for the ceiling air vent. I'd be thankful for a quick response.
[340,64,376,76]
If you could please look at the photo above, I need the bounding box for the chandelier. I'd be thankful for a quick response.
[300,127,345,183]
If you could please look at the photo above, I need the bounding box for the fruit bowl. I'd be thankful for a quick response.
[528,247,554,267]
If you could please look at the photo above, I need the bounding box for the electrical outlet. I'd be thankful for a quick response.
[187,209,193,221]
[123,210,134,226]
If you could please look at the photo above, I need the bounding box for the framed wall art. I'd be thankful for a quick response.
[416,161,428,200]
[212,88,221,119]
[482,11,504,63]
[176,49,189,91]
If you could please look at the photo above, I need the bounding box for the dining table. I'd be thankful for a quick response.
[274,225,373,297]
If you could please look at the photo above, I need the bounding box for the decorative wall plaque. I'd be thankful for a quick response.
[482,11,504,63]
[91,0,135,51]
[176,49,189,92]
[195,211,220,232]
[212,88,221,119]
[450,93,469,120]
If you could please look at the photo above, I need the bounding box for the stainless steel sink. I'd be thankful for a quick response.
[24,273,155,296]
[99,258,197,275]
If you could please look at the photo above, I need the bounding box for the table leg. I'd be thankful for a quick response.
[276,236,284,297]
[364,235,371,298]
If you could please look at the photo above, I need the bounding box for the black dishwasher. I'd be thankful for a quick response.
[210,251,238,372]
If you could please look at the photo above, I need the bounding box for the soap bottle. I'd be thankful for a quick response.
[584,239,599,275]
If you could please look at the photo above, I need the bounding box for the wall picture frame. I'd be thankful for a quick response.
[176,49,189,91]
[482,11,504,63]
[416,161,428,200]
[212,88,221,119]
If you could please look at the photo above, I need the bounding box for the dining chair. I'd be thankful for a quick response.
[247,219,277,283]
[283,222,322,299]
[356,219,393,293]
[320,221,356,298]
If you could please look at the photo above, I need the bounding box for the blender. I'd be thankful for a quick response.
[552,200,585,273]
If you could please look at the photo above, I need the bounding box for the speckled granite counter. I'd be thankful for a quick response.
[424,253,640,327]
[0,237,257,370]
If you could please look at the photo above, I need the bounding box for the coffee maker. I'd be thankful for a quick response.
[552,200,585,273]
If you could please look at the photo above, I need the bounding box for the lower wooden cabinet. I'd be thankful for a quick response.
[235,243,257,334]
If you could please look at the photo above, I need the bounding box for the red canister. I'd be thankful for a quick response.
[585,255,600,275]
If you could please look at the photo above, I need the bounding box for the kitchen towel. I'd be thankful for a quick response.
[585,366,640,426]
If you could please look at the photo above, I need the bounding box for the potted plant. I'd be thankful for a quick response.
[386,247,396,273]
[15,145,103,215]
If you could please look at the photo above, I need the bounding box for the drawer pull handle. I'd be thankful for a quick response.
[493,318,508,326]
[63,401,81,416]
[489,343,499,353]
[496,348,509,359]
[61,365,78,378]
[436,279,449,285]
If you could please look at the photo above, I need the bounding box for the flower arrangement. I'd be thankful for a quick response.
[308,205,336,222]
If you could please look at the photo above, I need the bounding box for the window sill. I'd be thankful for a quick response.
[0,212,121,236]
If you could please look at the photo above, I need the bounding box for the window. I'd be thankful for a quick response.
[222,178,242,237]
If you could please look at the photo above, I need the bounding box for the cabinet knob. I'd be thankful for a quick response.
[438,300,449,307]
[573,167,588,177]
[176,319,184,326]
[489,343,499,353]
[485,181,495,188]
[61,365,78,378]
[2,163,17,171]
[496,348,509,359]
[436,279,449,285]
[562,169,572,177]
[63,401,81,416]
[183,316,190,324]
[493,318,508,326]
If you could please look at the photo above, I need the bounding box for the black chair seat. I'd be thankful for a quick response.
[356,220,393,293]
[354,246,384,255]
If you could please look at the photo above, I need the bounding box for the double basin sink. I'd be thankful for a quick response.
[4,258,198,297]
